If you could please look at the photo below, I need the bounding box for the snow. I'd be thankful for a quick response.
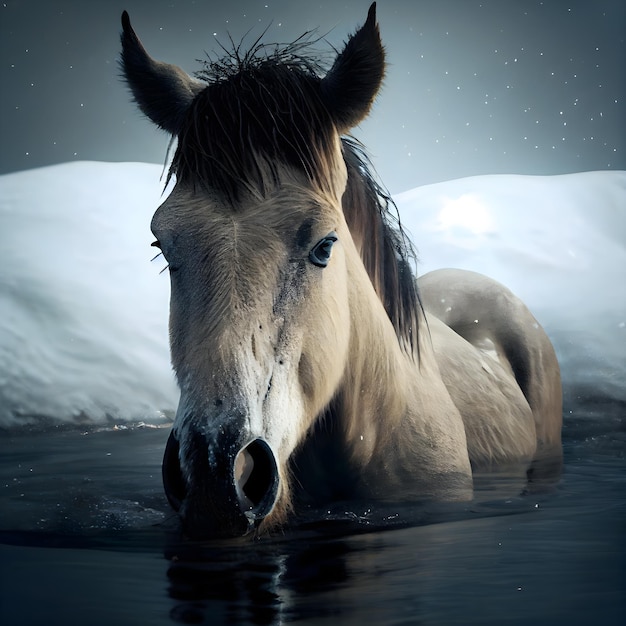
[0,162,177,428]
[0,162,624,428]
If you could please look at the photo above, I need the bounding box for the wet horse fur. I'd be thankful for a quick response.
[120,3,562,539]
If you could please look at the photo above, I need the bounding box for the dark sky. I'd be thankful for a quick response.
[1,0,624,193]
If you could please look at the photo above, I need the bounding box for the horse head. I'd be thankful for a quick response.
[121,4,385,538]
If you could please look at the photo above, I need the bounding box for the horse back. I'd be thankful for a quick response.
[417,268,562,478]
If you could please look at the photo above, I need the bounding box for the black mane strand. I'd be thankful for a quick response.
[341,138,421,356]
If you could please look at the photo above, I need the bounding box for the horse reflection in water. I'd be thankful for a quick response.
[120,3,562,540]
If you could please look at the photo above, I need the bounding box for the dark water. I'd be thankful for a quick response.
[1,400,624,626]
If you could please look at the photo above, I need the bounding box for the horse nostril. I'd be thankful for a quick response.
[162,431,185,511]
[234,439,279,520]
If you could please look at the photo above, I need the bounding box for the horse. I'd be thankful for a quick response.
[120,3,562,539]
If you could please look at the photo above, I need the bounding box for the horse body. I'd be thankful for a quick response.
[120,3,562,539]
[419,269,563,476]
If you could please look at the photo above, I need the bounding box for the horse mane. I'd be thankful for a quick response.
[341,137,421,356]
[170,34,421,356]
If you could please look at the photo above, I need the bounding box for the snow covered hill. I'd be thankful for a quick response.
[1,162,624,427]
[0,162,176,427]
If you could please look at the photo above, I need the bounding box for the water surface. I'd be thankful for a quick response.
[1,400,624,625]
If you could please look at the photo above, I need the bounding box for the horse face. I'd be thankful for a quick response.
[120,4,384,538]
[152,172,351,537]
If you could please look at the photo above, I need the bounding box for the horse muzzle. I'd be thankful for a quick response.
[162,430,280,539]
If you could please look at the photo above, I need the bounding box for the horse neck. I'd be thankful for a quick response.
[338,254,429,442]
[336,245,472,491]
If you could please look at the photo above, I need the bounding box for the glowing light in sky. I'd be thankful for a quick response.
[437,194,494,235]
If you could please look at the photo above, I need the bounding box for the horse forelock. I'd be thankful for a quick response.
[170,39,342,204]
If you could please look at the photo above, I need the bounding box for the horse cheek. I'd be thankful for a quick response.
[299,267,350,417]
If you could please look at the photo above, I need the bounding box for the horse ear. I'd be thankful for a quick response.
[120,11,205,135]
[320,3,385,133]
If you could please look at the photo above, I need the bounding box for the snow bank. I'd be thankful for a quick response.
[0,162,624,427]
[0,162,177,427]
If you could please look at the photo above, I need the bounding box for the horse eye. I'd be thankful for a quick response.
[309,232,338,268]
